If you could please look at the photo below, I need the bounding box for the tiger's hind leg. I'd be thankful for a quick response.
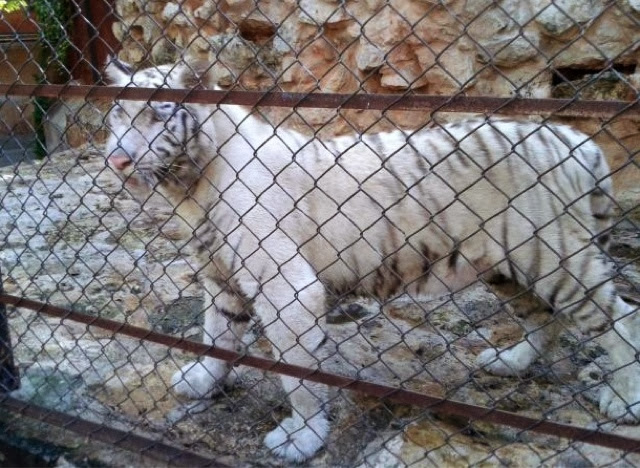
[595,293,640,422]
[533,247,640,422]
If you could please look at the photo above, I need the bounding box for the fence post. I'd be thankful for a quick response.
[0,265,19,392]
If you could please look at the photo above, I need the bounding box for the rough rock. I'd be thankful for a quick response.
[469,1,540,67]
[42,99,109,152]
[161,2,192,27]
[299,0,349,25]
[477,34,540,67]
[380,43,429,90]
[150,37,178,63]
[473,58,552,98]
[193,0,216,21]
[104,0,640,107]
[356,41,385,72]
[115,0,140,18]
[186,33,281,89]
[111,21,127,42]
[548,10,640,67]
[414,42,477,92]
[536,0,606,38]
[362,6,412,52]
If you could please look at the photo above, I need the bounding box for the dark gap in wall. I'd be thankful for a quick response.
[238,20,276,43]
[552,63,637,86]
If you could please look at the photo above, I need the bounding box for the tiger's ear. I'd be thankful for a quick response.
[104,56,134,84]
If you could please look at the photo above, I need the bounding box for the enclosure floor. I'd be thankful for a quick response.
[1,146,640,467]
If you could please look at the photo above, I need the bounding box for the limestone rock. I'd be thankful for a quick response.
[151,37,178,63]
[143,1,165,15]
[470,1,540,67]
[477,34,540,67]
[111,21,127,42]
[630,70,640,92]
[380,43,429,90]
[238,17,277,42]
[115,0,141,17]
[413,7,462,45]
[273,17,312,55]
[185,34,281,88]
[162,2,192,27]
[549,11,640,67]
[535,0,606,38]
[362,7,412,51]
[319,64,351,92]
[473,58,551,98]
[356,41,385,72]
[456,0,494,20]
[299,0,348,25]
[415,43,477,93]
[194,0,216,20]
[225,0,287,29]
[279,36,339,90]
[119,41,146,63]
[132,16,162,44]
[204,34,280,71]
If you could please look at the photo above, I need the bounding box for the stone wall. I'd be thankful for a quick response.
[109,0,640,199]
[113,0,640,96]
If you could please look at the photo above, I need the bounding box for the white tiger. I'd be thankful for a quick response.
[104,59,640,462]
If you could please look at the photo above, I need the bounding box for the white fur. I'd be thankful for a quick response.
[477,317,560,376]
[104,60,640,461]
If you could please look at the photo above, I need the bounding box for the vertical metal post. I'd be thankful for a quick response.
[0,266,19,392]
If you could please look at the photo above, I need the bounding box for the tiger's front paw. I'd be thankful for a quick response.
[599,376,640,423]
[171,359,229,399]
[264,414,329,462]
[476,347,531,376]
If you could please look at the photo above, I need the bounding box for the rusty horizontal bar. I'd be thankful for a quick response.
[3,293,640,454]
[0,395,226,467]
[0,83,638,118]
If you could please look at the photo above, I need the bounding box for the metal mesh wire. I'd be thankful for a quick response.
[1,0,640,466]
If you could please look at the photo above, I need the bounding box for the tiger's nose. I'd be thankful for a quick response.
[108,154,132,171]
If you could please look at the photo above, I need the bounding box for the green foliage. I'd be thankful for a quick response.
[33,0,71,82]
[0,0,26,12]
[31,0,72,158]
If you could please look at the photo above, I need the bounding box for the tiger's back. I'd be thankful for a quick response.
[268,119,614,303]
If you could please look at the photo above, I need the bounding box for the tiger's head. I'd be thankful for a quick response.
[104,58,208,195]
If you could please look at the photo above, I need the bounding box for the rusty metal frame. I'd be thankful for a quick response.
[0,84,638,118]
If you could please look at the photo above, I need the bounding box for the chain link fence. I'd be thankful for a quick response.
[1,0,640,465]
